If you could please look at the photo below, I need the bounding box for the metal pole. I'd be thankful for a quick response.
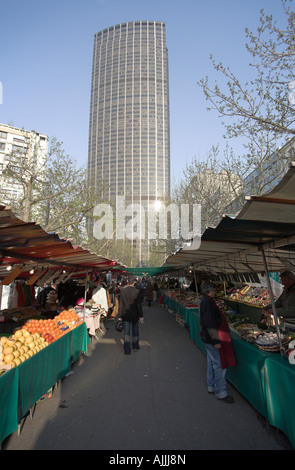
[260,247,283,355]
[83,271,89,323]
[193,265,199,299]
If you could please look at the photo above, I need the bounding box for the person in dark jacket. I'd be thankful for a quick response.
[200,281,236,403]
[118,276,144,355]
[265,271,295,324]
[145,281,153,306]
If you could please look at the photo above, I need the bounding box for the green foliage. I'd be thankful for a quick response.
[3,136,102,246]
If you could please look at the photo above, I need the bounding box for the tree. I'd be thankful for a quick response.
[37,138,100,244]
[198,0,295,142]
[176,0,295,229]
[2,137,103,246]
[172,146,243,231]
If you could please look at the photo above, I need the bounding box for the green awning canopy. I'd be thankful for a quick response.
[111,265,185,277]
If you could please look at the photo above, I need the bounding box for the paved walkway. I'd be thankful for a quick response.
[2,303,292,450]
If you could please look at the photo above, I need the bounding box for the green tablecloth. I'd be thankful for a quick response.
[187,308,206,355]
[0,322,89,444]
[0,367,18,444]
[164,294,198,325]
[224,299,263,322]
[164,295,180,313]
[164,294,295,448]
[226,332,268,417]
[263,354,295,447]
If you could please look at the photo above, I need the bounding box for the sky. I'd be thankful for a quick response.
[0,0,289,188]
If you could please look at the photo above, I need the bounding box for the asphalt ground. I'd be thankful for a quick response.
[2,302,292,453]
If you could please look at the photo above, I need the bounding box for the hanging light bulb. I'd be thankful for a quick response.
[6,265,12,271]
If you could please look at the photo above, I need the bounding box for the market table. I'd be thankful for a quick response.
[0,322,89,445]
[263,354,295,448]
[0,367,18,445]
[164,294,198,325]
[77,309,104,336]
[225,331,269,417]
[164,294,295,448]
[164,294,181,314]
[223,298,263,323]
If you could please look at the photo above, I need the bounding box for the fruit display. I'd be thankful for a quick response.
[0,309,83,370]
[226,285,273,307]
[23,310,83,339]
[164,290,199,308]
[0,330,48,369]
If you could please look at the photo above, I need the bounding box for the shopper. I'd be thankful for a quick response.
[153,280,159,301]
[91,278,109,331]
[200,281,236,403]
[118,276,144,355]
[135,278,145,304]
[145,281,153,307]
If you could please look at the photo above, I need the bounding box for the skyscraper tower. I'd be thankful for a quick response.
[88,21,170,262]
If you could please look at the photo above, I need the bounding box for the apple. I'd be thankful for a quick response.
[14,329,23,339]
[4,353,15,363]
[3,346,15,355]
[0,337,8,346]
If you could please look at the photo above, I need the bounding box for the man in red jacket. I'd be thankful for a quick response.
[118,277,144,355]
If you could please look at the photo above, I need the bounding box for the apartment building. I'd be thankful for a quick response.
[0,123,49,204]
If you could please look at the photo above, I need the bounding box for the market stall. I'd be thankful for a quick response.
[0,204,125,444]
[0,322,88,444]
[163,162,295,343]
[0,203,125,328]
[163,290,295,448]
[164,289,199,326]
[161,163,295,448]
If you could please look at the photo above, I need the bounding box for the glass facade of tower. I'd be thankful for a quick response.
[88,21,170,206]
